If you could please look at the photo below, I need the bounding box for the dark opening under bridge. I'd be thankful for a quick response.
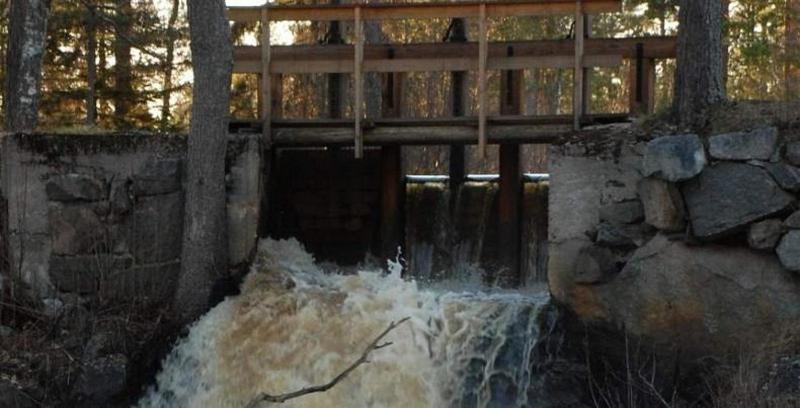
[228,0,677,285]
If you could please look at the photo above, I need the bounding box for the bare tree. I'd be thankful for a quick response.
[674,0,726,129]
[4,0,50,131]
[172,0,232,324]
[160,0,181,131]
[113,0,133,128]
[85,0,98,126]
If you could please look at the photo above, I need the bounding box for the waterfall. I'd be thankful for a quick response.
[405,180,549,285]
[139,238,551,408]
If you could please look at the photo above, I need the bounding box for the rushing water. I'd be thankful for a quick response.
[139,238,551,408]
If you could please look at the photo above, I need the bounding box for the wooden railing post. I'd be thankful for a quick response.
[354,5,364,158]
[448,18,467,200]
[629,42,656,115]
[478,3,488,156]
[573,0,584,130]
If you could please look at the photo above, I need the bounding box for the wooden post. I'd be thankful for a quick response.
[573,0,584,130]
[326,1,344,119]
[478,3,488,156]
[497,46,522,288]
[380,54,404,260]
[354,5,364,158]
[260,6,272,143]
[270,74,283,118]
[628,43,656,114]
[581,15,592,115]
[448,18,467,199]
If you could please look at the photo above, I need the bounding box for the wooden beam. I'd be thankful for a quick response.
[448,18,467,197]
[271,74,283,118]
[573,1,584,130]
[228,0,621,23]
[478,3,488,155]
[231,36,679,74]
[260,114,630,145]
[272,125,568,146]
[582,15,593,115]
[234,37,676,63]
[235,54,621,74]
[354,6,364,158]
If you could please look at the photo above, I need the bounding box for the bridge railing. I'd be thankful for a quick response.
[228,0,675,157]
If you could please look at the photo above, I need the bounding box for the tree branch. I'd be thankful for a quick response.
[245,317,411,408]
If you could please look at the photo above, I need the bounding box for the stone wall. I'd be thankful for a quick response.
[548,127,800,358]
[0,133,261,304]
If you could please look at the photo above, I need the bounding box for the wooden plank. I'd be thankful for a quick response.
[235,54,621,74]
[573,2,584,130]
[234,37,676,62]
[478,3,488,156]
[354,5,364,158]
[266,113,629,127]
[272,125,569,145]
[228,0,621,23]
[232,36,675,74]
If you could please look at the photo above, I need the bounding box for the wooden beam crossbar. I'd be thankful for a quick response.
[228,0,621,22]
[232,38,675,74]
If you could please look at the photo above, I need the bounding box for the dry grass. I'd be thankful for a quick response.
[0,293,169,406]
[585,330,800,408]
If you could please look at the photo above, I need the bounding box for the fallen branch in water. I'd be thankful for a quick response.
[245,317,411,407]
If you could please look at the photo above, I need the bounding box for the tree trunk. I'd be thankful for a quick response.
[86,2,97,126]
[172,0,232,324]
[674,0,725,129]
[4,0,50,131]
[160,0,180,131]
[113,0,132,128]
[786,0,800,100]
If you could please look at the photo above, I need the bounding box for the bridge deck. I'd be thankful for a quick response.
[230,113,630,146]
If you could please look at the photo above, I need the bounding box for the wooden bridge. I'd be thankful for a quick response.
[229,0,677,284]
[228,0,676,156]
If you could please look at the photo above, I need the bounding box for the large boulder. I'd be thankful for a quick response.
[682,162,794,240]
[637,177,685,232]
[558,234,800,356]
[708,127,778,161]
[642,134,706,182]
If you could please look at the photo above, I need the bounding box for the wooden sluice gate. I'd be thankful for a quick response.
[229,0,676,285]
